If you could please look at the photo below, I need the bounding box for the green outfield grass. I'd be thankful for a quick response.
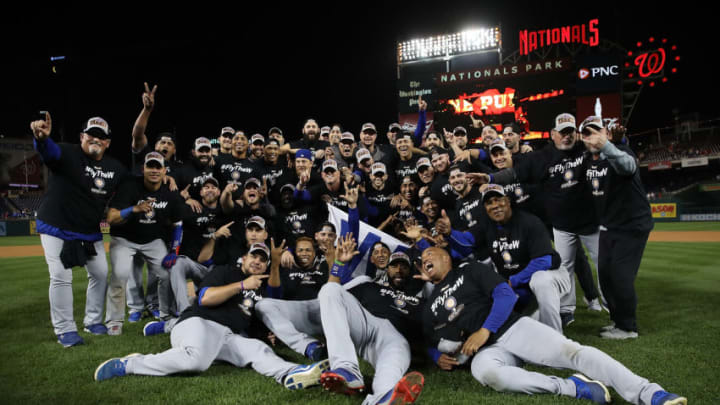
[651,221,720,231]
[0,234,112,246]
[0,240,718,404]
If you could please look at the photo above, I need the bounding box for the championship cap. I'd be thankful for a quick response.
[388,123,402,132]
[361,123,377,133]
[247,216,267,230]
[221,126,235,136]
[482,184,506,203]
[250,134,265,145]
[83,117,111,139]
[144,151,164,167]
[388,251,411,266]
[279,183,295,194]
[371,162,387,176]
[355,148,372,163]
[248,242,270,259]
[202,176,219,188]
[268,127,283,136]
[244,177,262,189]
[416,157,432,170]
[578,115,604,135]
[340,132,355,143]
[295,149,313,161]
[489,138,508,153]
[554,113,576,132]
[194,137,212,151]
[453,126,468,135]
[320,126,331,136]
[322,159,338,172]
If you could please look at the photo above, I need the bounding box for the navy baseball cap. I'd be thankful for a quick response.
[295,149,313,161]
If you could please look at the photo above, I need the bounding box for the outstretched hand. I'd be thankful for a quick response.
[336,232,360,263]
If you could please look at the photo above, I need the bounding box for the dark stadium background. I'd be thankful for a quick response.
[2,3,715,167]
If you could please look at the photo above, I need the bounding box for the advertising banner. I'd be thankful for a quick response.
[681,157,709,168]
[648,161,673,171]
[651,203,677,218]
[397,75,436,115]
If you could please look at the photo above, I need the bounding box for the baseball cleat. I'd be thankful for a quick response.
[128,311,143,323]
[651,390,687,405]
[583,297,603,312]
[107,322,123,336]
[304,341,328,362]
[94,353,140,382]
[561,312,575,328]
[284,359,329,390]
[600,327,638,340]
[320,368,365,395]
[599,323,616,332]
[568,374,611,404]
[375,371,424,405]
[143,320,166,336]
[83,323,108,335]
[151,309,161,319]
[57,331,84,348]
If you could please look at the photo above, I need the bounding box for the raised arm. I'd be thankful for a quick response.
[131,82,157,152]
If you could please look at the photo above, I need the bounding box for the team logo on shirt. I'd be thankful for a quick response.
[293,221,301,231]
[94,178,105,189]
[145,209,155,220]
[444,296,457,310]
[514,187,523,197]
[564,170,574,181]
[448,303,464,322]
[231,171,240,180]
[502,250,513,264]
[592,178,600,190]
[394,297,406,309]
[464,212,472,222]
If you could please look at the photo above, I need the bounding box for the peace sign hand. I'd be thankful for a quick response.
[142,82,158,111]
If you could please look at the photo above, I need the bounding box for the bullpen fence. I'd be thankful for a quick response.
[0,220,111,237]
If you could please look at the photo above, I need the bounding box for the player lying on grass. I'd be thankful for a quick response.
[317,233,425,405]
[418,246,687,405]
[94,243,328,391]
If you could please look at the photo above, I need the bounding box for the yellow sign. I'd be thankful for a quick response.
[651,203,677,218]
[29,220,38,235]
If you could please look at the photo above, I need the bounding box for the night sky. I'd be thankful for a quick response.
[2,3,715,165]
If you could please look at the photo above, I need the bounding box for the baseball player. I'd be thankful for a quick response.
[94,243,330,391]
[318,235,425,405]
[580,116,654,339]
[418,247,686,405]
[31,113,127,347]
[104,152,186,335]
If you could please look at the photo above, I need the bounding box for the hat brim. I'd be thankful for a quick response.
[85,128,110,139]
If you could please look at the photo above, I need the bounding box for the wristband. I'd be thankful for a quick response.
[120,207,134,220]
[240,281,244,292]
[334,259,345,266]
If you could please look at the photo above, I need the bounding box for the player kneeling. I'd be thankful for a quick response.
[419,247,686,405]
[94,243,328,391]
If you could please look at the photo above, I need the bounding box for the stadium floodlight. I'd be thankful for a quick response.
[397,27,500,64]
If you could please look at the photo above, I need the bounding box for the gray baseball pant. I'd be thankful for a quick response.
[125,316,296,382]
[319,282,410,405]
[255,298,323,356]
[528,267,571,333]
[470,317,664,405]
[553,228,603,314]
[40,234,108,335]
[170,256,212,314]
[106,236,171,323]
[126,254,159,313]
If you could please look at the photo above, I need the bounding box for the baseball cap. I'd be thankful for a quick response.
[489,138,508,153]
[554,113,576,132]
[250,134,265,145]
[144,151,164,167]
[482,184,506,204]
[265,138,280,147]
[340,132,355,143]
[268,127,283,136]
[83,117,111,139]
[371,162,387,176]
[355,148,372,163]
[279,183,295,194]
[244,177,262,189]
[221,126,235,136]
[295,149,313,161]
[388,252,410,266]
[361,123,377,133]
[388,123,401,132]
[416,157,431,170]
[430,147,450,160]
[248,242,270,259]
[453,126,467,135]
[322,159,338,172]
[194,137,212,151]
[247,216,267,230]
[578,116,604,135]
[320,126,330,136]
[202,176,220,188]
